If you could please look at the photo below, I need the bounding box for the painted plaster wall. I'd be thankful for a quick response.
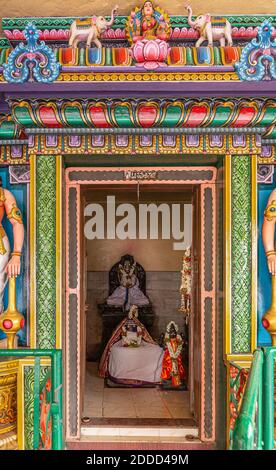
[0,0,274,34]
[84,190,192,272]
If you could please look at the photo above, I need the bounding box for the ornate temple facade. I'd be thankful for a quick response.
[0,0,275,451]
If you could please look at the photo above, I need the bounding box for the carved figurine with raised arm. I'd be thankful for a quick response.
[262,188,276,345]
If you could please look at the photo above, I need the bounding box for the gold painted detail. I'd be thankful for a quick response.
[0,360,19,373]
[0,188,6,205]
[0,225,7,256]
[263,276,276,347]
[0,371,17,435]
[0,373,17,387]
[7,205,23,224]
[0,145,28,165]
[264,200,276,221]
[0,277,24,349]
[57,71,239,82]
[30,133,260,156]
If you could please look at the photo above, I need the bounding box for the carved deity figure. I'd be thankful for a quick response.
[127,0,171,43]
[121,305,143,347]
[0,181,24,312]
[161,321,186,388]
[106,255,149,310]
[262,188,276,275]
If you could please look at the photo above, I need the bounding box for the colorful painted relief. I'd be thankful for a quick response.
[229,364,249,446]
[0,182,25,348]
[262,188,276,345]
[179,247,192,316]
[69,5,119,49]
[39,374,52,450]
[9,98,276,129]
[236,20,276,81]
[0,360,18,450]
[0,0,275,454]
[0,2,275,82]
[3,23,60,83]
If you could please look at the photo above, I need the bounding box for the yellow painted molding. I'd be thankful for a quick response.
[29,155,36,348]
[224,154,232,356]
[251,154,258,352]
[56,155,62,349]
[225,354,253,365]
[17,360,24,450]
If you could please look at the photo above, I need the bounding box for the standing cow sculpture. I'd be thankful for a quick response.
[69,5,119,49]
[185,4,233,47]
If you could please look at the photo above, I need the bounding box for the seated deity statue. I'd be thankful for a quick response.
[99,305,164,386]
[160,321,187,389]
[106,255,150,311]
[127,0,171,43]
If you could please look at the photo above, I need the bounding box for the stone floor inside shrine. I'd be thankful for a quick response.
[83,362,194,422]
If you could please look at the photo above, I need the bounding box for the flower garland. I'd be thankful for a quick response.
[165,336,183,359]
[179,246,192,315]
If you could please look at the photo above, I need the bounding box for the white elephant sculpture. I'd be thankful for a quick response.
[185,4,233,47]
[69,5,118,49]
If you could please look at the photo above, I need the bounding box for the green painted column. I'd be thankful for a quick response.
[230,154,257,354]
[35,155,57,349]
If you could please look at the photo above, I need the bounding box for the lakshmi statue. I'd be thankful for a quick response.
[127,1,171,43]
[106,255,150,311]
[160,321,186,389]
[0,180,24,312]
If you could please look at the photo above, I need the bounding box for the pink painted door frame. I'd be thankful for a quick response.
[64,166,217,443]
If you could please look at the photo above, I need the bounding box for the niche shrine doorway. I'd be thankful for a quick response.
[65,166,217,445]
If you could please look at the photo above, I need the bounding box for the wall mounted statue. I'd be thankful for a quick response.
[262,188,276,344]
[126,1,171,69]
[262,188,276,276]
[69,5,119,49]
[185,4,233,47]
[0,177,24,347]
[0,180,24,310]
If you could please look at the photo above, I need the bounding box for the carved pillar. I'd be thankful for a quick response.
[0,360,18,450]
[225,154,257,356]
[30,154,62,349]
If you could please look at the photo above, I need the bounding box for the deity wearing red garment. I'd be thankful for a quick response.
[161,321,186,389]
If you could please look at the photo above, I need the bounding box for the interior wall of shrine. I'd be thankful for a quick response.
[84,189,191,360]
